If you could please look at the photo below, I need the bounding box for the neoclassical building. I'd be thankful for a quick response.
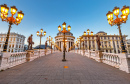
[55,31,75,52]
[0,32,25,52]
[80,31,129,53]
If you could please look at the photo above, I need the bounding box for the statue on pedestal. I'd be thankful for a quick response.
[45,41,47,49]
[96,35,101,50]
[27,34,34,50]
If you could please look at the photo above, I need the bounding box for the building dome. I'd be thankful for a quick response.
[96,31,106,34]
[96,31,107,35]
[57,31,73,36]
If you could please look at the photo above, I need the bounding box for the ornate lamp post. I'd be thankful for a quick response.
[46,36,53,53]
[46,36,53,46]
[76,41,79,53]
[83,29,93,50]
[36,29,46,49]
[106,6,129,53]
[81,38,85,55]
[0,4,24,52]
[58,22,71,61]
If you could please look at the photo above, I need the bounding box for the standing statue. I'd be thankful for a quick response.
[27,34,34,50]
[45,41,47,49]
[96,35,101,50]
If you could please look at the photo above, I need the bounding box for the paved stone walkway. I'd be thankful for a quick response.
[0,52,130,84]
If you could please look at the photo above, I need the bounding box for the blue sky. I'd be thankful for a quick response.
[0,0,130,47]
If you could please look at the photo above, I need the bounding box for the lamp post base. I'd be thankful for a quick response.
[62,59,66,61]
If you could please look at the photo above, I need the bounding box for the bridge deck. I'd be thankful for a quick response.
[0,52,130,84]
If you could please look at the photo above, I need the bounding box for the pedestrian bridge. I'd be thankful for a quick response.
[0,50,130,84]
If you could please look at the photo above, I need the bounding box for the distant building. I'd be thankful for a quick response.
[24,44,28,51]
[34,45,51,49]
[0,32,25,52]
[81,31,129,53]
[55,31,75,52]
[127,39,130,53]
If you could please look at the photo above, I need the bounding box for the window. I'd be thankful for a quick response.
[8,49,10,52]
[12,44,14,48]
[14,38,15,41]
[117,45,119,48]
[117,41,118,44]
[116,37,118,39]
[92,37,94,39]
[9,45,11,48]
[104,37,106,39]
[112,37,114,39]
[11,49,13,52]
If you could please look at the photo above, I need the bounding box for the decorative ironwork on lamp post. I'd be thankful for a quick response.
[58,22,71,61]
[0,4,24,52]
[106,6,129,53]
[36,29,46,49]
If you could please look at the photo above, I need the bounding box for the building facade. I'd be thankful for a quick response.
[80,31,129,53]
[55,31,75,52]
[0,32,25,52]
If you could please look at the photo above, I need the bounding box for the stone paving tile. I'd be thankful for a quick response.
[0,52,130,84]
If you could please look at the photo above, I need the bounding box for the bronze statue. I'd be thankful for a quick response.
[27,34,34,50]
[45,41,47,49]
[96,35,101,50]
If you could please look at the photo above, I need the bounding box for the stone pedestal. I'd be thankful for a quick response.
[0,52,10,71]
[88,50,91,57]
[95,50,103,62]
[26,50,34,62]
[119,53,130,73]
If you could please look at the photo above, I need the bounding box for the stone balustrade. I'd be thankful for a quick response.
[102,52,120,68]
[70,50,130,73]
[10,52,27,68]
[0,49,55,71]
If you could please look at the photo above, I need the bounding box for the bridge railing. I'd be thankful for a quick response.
[0,49,56,71]
[102,52,120,68]
[70,50,130,73]
[9,52,27,68]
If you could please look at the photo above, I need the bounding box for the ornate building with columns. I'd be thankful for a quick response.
[80,31,129,53]
[55,31,75,52]
[0,32,25,52]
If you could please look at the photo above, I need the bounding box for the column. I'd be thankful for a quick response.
[67,42,69,52]
[103,41,105,52]
[114,37,118,53]
[87,37,89,49]
[69,41,70,48]
[95,37,97,50]
[61,42,63,52]
[91,38,93,50]
[111,37,114,53]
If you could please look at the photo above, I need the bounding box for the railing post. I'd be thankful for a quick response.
[119,53,130,73]
[26,50,34,62]
[95,50,103,62]
[88,50,91,58]
[0,52,10,71]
